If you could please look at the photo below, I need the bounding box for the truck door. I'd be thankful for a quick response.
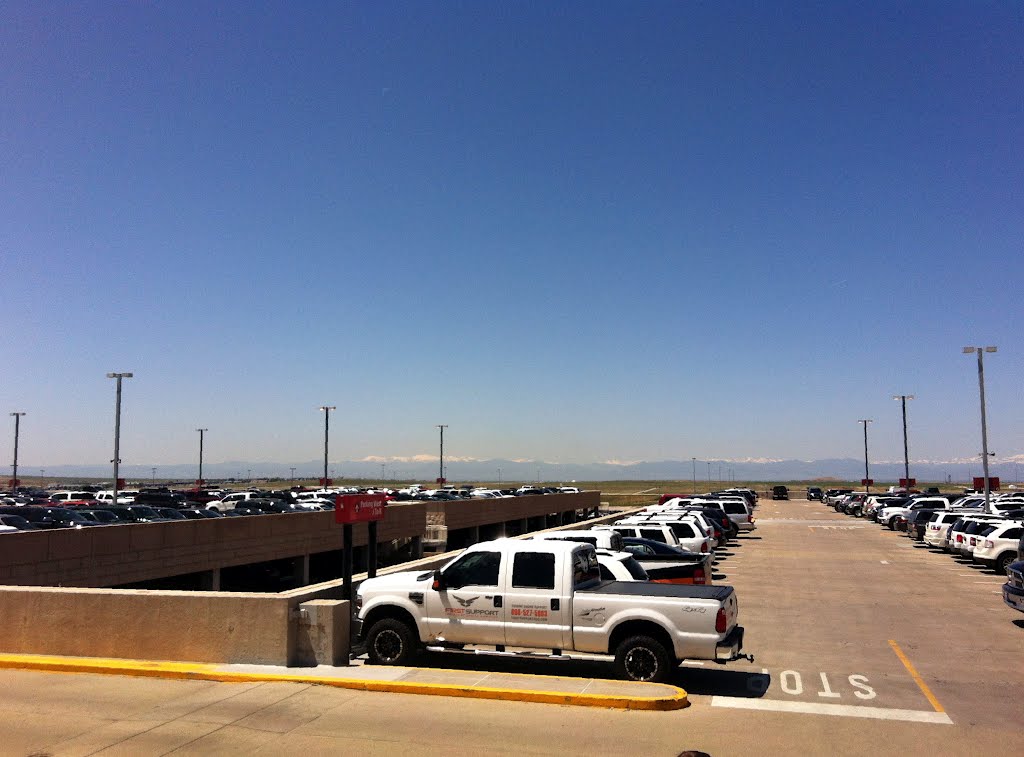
[503,549,571,650]
[424,549,506,646]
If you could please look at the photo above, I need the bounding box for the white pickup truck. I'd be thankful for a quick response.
[355,538,749,682]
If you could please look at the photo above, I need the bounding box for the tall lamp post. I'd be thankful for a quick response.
[691,457,697,495]
[963,346,997,509]
[196,428,208,486]
[436,424,448,486]
[892,395,914,491]
[9,412,25,491]
[106,372,133,507]
[319,406,336,486]
[857,419,873,493]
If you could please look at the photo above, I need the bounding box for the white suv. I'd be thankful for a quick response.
[972,521,1024,574]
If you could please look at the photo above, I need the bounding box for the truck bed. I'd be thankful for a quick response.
[578,580,734,600]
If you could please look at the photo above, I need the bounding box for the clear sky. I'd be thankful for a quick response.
[2,2,1022,469]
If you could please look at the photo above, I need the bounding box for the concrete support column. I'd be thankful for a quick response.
[294,554,310,586]
[200,567,221,592]
[412,535,424,560]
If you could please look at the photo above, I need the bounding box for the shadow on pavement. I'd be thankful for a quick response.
[674,666,770,698]
[409,648,616,680]
[1012,619,1024,630]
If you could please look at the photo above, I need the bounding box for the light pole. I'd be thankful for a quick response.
[963,346,997,509]
[691,457,697,494]
[857,419,873,493]
[290,467,296,482]
[247,468,252,482]
[498,467,502,485]
[706,461,711,486]
[9,412,25,492]
[320,406,336,486]
[892,395,914,491]
[436,424,448,486]
[196,428,208,486]
[151,466,156,483]
[106,372,133,507]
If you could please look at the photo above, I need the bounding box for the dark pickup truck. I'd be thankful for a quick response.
[621,537,715,585]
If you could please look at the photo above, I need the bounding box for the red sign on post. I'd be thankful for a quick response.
[899,478,916,488]
[319,478,333,486]
[8,479,19,488]
[116,478,126,488]
[861,479,873,486]
[973,477,1000,491]
[436,477,446,485]
[335,493,387,524]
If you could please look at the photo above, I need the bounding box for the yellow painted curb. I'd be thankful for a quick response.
[0,653,688,711]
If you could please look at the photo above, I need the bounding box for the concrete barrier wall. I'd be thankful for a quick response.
[437,491,600,530]
[0,500,634,667]
[0,585,295,665]
[0,502,426,588]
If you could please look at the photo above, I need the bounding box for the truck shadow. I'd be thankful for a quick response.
[396,650,771,697]
[672,666,770,698]
[410,648,618,680]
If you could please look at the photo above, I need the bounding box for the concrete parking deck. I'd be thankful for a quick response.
[0,652,688,711]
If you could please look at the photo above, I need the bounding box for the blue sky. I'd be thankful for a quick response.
[2,2,1022,470]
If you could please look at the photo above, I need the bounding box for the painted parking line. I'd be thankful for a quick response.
[711,697,953,724]
[887,640,945,715]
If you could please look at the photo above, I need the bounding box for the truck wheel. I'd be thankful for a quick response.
[888,517,898,531]
[614,635,673,683]
[366,618,418,666]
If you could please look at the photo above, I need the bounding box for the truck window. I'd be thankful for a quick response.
[511,552,556,590]
[443,551,501,588]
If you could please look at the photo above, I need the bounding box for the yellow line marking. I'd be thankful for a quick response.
[0,653,687,711]
[887,640,945,713]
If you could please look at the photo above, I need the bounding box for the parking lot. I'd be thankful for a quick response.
[1,497,1021,756]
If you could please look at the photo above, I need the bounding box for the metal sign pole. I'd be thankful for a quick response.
[342,523,353,600]
[367,520,378,578]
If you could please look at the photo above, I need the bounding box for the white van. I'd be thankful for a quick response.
[594,523,683,550]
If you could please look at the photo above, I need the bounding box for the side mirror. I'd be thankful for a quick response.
[431,570,445,591]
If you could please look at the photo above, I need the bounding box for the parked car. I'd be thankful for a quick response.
[0,514,38,531]
[806,487,823,501]
[973,522,1024,574]
[771,485,789,500]
[0,506,99,529]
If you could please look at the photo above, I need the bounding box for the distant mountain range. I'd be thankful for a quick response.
[25,456,1024,485]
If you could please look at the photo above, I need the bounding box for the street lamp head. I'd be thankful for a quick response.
[196,427,208,432]
[10,412,25,417]
[106,372,133,378]
[319,406,336,412]
[857,419,873,424]
[962,347,976,354]
[892,395,914,401]
[985,346,997,353]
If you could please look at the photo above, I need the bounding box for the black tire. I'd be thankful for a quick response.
[613,635,674,683]
[366,617,419,666]
[888,517,899,531]
[996,552,1014,575]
